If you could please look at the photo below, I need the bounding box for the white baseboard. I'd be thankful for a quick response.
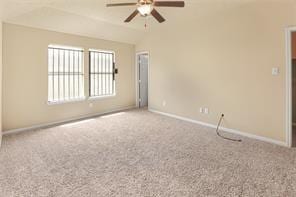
[3,106,136,136]
[149,109,288,147]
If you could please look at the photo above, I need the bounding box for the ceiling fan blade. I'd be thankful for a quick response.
[106,3,137,7]
[151,9,165,23]
[124,10,139,22]
[154,1,185,7]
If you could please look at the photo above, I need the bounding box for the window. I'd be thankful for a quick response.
[48,45,84,103]
[89,50,115,97]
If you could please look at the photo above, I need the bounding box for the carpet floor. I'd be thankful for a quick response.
[0,109,296,197]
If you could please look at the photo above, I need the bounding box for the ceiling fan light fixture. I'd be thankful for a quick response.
[106,0,185,23]
[137,4,153,16]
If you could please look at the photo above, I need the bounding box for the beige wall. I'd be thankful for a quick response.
[0,22,2,144]
[3,23,135,131]
[136,1,296,142]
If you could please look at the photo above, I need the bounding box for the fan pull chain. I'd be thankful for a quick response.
[145,16,148,28]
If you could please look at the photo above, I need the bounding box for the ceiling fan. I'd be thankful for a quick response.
[106,0,185,23]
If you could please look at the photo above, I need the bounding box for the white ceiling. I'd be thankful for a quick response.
[0,0,257,44]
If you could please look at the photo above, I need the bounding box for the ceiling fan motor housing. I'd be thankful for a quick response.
[138,0,154,5]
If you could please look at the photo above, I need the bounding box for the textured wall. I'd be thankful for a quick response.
[2,23,136,131]
[136,1,296,142]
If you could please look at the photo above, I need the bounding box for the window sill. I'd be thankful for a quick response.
[88,94,116,101]
[47,97,86,105]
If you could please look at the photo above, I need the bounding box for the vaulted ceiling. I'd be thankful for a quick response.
[0,0,257,44]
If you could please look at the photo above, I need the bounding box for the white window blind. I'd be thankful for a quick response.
[48,45,84,103]
[89,50,115,97]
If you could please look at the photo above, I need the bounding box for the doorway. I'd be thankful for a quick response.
[136,52,149,108]
[286,28,296,147]
[291,32,296,147]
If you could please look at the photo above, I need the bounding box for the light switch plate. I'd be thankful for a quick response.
[272,67,280,76]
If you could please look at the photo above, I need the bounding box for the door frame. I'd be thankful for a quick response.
[135,51,150,108]
[285,27,296,147]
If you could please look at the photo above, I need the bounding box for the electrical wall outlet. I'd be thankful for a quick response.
[199,107,203,113]
[162,100,166,107]
[200,107,209,114]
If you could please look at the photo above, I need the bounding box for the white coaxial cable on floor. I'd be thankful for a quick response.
[216,114,242,142]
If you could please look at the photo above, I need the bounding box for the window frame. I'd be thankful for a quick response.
[47,45,85,105]
[88,49,116,99]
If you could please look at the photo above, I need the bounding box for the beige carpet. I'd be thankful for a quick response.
[0,109,296,197]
